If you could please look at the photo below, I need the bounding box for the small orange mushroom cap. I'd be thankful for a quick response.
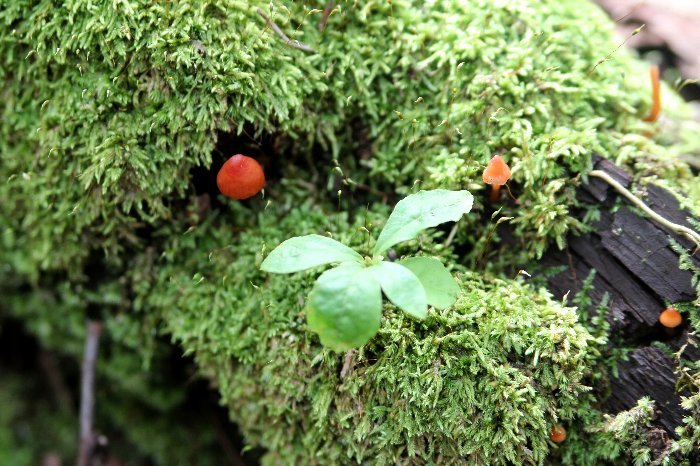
[549,425,567,443]
[482,155,511,186]
[659,308,682,328]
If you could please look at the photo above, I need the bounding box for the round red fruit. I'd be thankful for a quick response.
[216,154,265,200]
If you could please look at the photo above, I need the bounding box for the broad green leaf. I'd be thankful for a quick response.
[399,257,460,310]
[373,189,473,255]
[261,234,362,273]
[368,262,427,320]
[306,263,382,352]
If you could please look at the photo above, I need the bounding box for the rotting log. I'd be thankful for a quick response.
[540,156,700,436]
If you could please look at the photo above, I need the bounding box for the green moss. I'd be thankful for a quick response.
[3,0,698,278]
[562,398,658,466]
[2,0,700,464]
[138,198,603,464]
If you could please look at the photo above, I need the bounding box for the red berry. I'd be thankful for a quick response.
[216,154,265,200]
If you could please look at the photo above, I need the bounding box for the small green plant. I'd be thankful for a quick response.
[261,189,473,351]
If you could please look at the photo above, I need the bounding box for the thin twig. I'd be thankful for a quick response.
[319,1,335,31]
[589,170,700,249]
[77,320,103,466]
[444,223,459,247]
[257,8,316,53]
[340,349,357,379]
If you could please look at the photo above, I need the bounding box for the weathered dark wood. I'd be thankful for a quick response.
[542,236,660,337]
[642,182,696,231]
[600,208,697,303]
[606,347,685,434]
[579,158,632,204]
[540,156,700,436]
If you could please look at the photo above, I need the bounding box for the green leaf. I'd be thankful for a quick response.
[368,262,427,320]
[373,189,473,255]
[306,263,382,352]
[261,234,363,273]
[399,257,460,310]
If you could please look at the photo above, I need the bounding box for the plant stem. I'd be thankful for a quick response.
[340,349,357,379]
[77,320,102,466]
[257,8,316,53]
[444,223,459,247]
[489,184,501,203]
[643,65,661,122]
[319,1,335,31]
[589,169,700,249]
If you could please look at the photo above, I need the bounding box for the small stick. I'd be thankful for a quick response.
[319,1,335,31]
[340,349,357,379]
[589,170,700,249]
[77,321,103,466]
[565,246,578,286]
[444,223,459,247]
[257,8,316,53]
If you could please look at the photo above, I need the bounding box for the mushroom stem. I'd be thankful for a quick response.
[643,64,661,122]
[489,184,501,203]
[589,170,700,249]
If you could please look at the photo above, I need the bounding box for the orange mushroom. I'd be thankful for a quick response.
[482,155,511,203]
[549,425,567,443]
[643,64,661,123]
[659,307,682,328]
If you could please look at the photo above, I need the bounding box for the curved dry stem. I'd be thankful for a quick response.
[589,169,700,250]
[257,8,317,53]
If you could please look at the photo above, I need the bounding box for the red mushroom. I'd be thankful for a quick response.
[216,154,265,200]
[659,307,682,329]
[482,155,511,203]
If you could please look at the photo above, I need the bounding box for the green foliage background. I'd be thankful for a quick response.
[1,0,699,464]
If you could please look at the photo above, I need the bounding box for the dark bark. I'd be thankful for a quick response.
[541,157,699,435]
[606,347,685,433]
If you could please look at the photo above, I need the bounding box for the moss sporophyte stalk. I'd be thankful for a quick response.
[260,189,471,351]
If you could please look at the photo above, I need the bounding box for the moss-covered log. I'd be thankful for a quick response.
[1,0,699,465]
